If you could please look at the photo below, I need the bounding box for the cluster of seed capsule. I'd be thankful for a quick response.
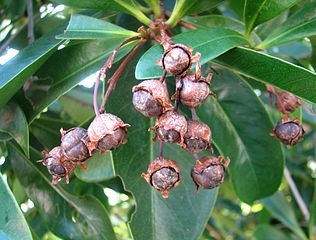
[132,32,230,198]
[267,85,305,146]
[38,113,130,184]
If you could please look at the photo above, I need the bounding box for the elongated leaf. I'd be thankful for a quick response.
[253,224,289,240]
[0,102,29,157]
[186,0,224,15]
[258,2,316,48]
[75,151,115,183]
[51,0,151,25]
[197,69,284,203]
[244,0,299,35]
[213,47,316,105]
[57,14,139,40]
[106,49,218,240]
[24,39,137,122]
[262,191,307,239]
[0,27,64,108]
[184,15,261,44]
[166,0,199,27]
[0,173,32,240]
[8,143,116,240]
[135,28,249,79]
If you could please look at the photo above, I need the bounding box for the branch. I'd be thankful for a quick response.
[284,167,310,222]
[99,38,147,113]
[27,0,34,44]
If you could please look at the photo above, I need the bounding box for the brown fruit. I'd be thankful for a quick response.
[151,110,187,146]
[141,156,181,198]
[60,127,90,161]
[276,92,301,115]
[86,113,130,153]
[191,155,230,191]
[132,80,173,117]
[157,44,201,77]
[38,146,76,184]
[175,74,212,108]
[271,119,304,146]
[184,121,212,153]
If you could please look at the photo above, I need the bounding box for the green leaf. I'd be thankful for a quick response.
[253,224,289,240]
[197,69,284,203]
[213,47,316,105]
[0,27,64,108]
[51,0,151,25]
[57,14,139,40]
[135,28,249,79]
[8,143,116,240]
[75,151,115,183]
[309,179,316,239]
[24,38,137,122]
[0,102,29,157]
[186,0,224,15]
[0,173,32,240]
[244,0,300,36]
[258,2,316,48]
[166,0,199,27]
[262,191,307,239]
[184,15,261,44]
[106,49,218,239]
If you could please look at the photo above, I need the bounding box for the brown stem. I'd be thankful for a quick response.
[191,108,197,121]
[178,20,197,30]
[160,69,167,82]
[0,23,27,54]
[158,140,164,157]
[99,39,147,113]
[27,0,34,44]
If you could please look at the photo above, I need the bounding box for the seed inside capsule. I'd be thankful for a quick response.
[151,167,179,191]
[185,138,208,153]
[132,90,163,117]
[163,47,190,75]
[157,127,180,143]
[97,128,126,152]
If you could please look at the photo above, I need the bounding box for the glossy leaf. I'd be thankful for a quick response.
[258,2,316,49]
[57,14,139,40]
[135,28,249,79]
[0,173,32,240]
[0,27,64,108]
[75,151,115,183]
[186,0,224,15]
[0,102,29,157]
[213,47,316,105]
[106,49,218,239]
[8,143,116,240]
[25,39,137,122]
[51,0,151,25]
[253,224,289,240]
[262,191,307,239]
[184,15,261,44]
[166,0,199,27]
[197,69,284,203]
[244,0,299,35]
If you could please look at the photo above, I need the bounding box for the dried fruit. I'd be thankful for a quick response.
[191,155,230,191]
[132,80,173,117]
[174,73,213,108]
[60,127,90,161]
[86,113,130,153]
[157,44,201,76]
[184,121,213,153]
[271,119,305,146]
[38,146,76,184]
[141,156,181,198]
[151,110,187,146]
[276,92,301,115]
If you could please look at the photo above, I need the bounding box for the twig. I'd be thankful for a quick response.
[0,23,27,54]
[158,140,164,157]
[27,0,34,44]
[191,108,197,120]
[99,38,147,113]
[178,20,197,30]
[284,167,310,222]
